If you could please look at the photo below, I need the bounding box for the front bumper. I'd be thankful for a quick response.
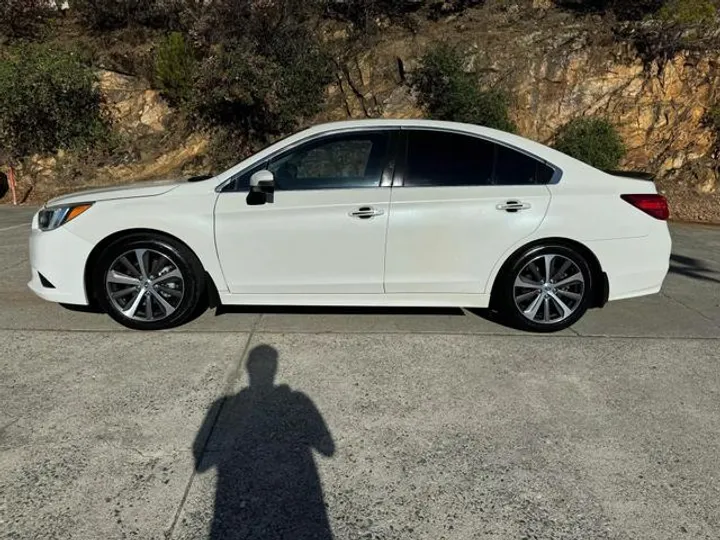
[28,214,95,305]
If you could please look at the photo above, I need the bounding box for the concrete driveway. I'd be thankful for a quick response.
[1,206,719,539]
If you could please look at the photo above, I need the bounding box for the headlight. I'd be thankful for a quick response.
[38,203,93,231]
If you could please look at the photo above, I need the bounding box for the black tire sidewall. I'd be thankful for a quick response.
[500,244,593,333]
[93,235,204,331]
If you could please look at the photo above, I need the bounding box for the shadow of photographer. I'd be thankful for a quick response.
[193,344,335,540]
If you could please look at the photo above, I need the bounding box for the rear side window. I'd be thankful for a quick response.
[404,130,555,187]
[494,144,555,185]
[405,130,494,187]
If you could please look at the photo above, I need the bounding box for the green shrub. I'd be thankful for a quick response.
[553,117,626,170]
[206,127,255,172]
[182,0,332,143]
[0,0,53,39]
[154,32,195,105]
[556,0,665,20]
[73,0,181,30]
[709,105,720,131]
[327,0,483,30]
[411,43,516,132]
[658,0,717,24]
[202,0,325,44]
[0,45,107,158]
[557,0,718,22]
[191,39,332,139]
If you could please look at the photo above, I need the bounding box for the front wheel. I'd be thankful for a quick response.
[93,234,205,331]
[497,245,593,333]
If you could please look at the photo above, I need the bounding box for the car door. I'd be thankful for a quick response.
[214,129,396,294]
[384,129,553,294]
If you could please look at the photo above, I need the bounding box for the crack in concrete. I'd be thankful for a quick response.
[660,289,719,328]
[0,417,20,437]
[165,312,262,539]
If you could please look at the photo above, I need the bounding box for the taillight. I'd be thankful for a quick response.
[621,194,669,221]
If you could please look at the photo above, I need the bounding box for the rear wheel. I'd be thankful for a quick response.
[497,244,593,332]
[93,234,205,330]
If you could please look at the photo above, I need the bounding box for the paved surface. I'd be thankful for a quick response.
[1,206,719,539]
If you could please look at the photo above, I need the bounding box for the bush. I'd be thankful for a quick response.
[0,0,53,39]
[556,0,665,20]
[205,127,255,172]
[201,0,325,44]
[191,39,332,139]
[0,45,107,158]
[73,0,181,30]
[411,43,516,132]
[709,105,720,131]
[188,1,333,140]
[154,32,195,105]
[327,0,483,29]
[658,0,718,24]
[553,117,626,169]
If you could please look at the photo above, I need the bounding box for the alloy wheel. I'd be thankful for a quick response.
[513,254,585,325]
[105,248,185,322]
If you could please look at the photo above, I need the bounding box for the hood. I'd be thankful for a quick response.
[46,178,184,207]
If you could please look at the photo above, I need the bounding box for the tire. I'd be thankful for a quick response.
[496,244,593,333]
[93,233,206,331]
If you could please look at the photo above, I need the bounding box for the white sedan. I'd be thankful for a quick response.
[28,119,671,332]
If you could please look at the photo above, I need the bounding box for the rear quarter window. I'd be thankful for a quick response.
[494,144,555,185]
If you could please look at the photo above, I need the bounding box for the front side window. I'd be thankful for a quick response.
[267,132,390,190]
[223,131,391,192]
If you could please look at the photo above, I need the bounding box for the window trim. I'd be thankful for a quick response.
[217,127,400,193]
[394,127,563,188]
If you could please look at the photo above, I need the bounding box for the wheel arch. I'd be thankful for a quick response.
[84,228,221,310]
[488,237,609,310]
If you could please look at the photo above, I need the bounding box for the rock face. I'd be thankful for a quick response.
[321,19,720,219]
[510,46,719,177]
[97,70,171,134]
[96,133,209,183]
[6,71,203,204]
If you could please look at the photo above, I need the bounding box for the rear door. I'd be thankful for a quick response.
[384,129,553,294]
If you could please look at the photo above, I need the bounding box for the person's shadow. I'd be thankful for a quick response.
[193,345,335,540]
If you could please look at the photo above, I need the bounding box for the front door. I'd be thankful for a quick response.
[214,130,395,294]
[385,129,553,294]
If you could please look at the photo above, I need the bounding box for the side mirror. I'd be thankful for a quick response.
[247,170,275,206]
[250,169,275,188]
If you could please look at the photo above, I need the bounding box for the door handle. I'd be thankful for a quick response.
[349,206,384,220]
[497,200,531,213]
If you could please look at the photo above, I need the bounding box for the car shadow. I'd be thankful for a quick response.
[215,305,464,316]
[192,344,335,540]
[59,290,513,330]
[669,254,720,284]
[216,304,519,331]
[59,302,104,314]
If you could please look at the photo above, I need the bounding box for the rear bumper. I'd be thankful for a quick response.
[587,226,671,302]
[27,215,94,306]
